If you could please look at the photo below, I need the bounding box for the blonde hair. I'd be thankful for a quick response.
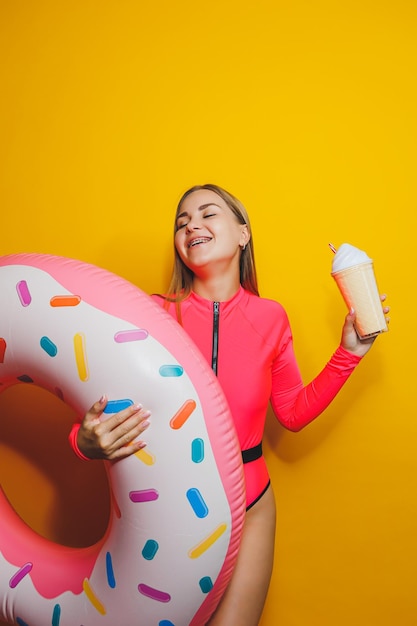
[165,184,259,309]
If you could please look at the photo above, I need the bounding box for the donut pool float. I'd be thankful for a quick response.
[0,253,245,626]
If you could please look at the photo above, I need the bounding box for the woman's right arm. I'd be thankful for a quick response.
[69,395,151,461]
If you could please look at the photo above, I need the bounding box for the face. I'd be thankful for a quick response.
[174,189,249,276]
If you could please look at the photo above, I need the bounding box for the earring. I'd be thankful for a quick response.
[241,243,246,251]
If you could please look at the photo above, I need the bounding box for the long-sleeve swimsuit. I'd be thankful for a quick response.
[152,287,362,510]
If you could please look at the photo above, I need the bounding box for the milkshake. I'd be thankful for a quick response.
[331,243,388,339]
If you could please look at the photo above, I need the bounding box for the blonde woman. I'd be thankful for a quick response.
[72,184,388,625]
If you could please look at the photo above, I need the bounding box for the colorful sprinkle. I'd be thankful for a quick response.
[17,375,33,383]
[83,579,106,615]
[199,576,214,594]
[159,621,175,626]
[16,619,29,626]
[16,280,31,306]
[191,438,205,463]
[134,447,156,465]
[74,333,89,381]
[129,489,159,503]
[189,523,227,559]
[142,539,159,560]
[106,552,116,588]
[50,295,81,307]
[159,364,184,377]
[114,329,149,342]
[0,337,6,363]
[9,563,33,588]
[103,399,134,413]
[186,488,209,518]
[170,399,197,430]
[52,604,61,626]
[138,583,171,603]
[40,336,58,357]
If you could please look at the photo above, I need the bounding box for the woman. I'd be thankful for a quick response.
[70,184,389,625]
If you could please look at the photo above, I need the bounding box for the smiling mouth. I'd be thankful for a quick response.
[188,237,212,248]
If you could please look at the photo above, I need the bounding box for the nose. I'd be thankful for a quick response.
[185,217,201,233]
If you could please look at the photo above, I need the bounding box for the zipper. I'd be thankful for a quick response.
[212,301,220,375]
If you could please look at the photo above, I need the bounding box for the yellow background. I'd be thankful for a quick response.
[0,1,415,624]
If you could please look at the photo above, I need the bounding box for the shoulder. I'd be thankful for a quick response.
[242,291,289,322]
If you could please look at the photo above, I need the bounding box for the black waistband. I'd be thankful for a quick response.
[241,442,263,464]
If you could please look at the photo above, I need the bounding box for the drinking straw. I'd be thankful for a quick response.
[328,243,337,254]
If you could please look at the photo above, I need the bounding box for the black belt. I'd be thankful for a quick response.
[241,442,263,464]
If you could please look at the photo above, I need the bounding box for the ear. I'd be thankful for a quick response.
[240,224,250,248]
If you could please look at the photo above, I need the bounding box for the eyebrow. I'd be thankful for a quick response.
[176,203,222,221]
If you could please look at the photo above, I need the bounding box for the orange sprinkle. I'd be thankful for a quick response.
[50,295,81,307]
[170,399,197,430]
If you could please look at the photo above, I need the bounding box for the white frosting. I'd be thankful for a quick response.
[331,243,372,273]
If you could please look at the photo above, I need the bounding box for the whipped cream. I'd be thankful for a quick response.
[331,243,372,273]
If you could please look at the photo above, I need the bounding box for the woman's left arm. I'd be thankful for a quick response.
[270,295,389,432]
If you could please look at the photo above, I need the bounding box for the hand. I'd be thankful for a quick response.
[77,395,151,461]
[341,294,390,358]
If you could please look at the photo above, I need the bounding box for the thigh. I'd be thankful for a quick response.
[208,485,276,626]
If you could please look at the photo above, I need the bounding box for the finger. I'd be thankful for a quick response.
[107,439,148,461]
[83,395,108,426]
[100,404,149,436]
[345,307,356,323]
[110,410,151,449]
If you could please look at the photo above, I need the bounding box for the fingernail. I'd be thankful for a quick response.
[133,404,143,411]
[99,395,106,404]
[141,420,150,429]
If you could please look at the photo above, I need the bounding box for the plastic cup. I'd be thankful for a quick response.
[332,261,388,339]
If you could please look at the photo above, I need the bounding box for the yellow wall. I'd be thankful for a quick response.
[0,1,415,624]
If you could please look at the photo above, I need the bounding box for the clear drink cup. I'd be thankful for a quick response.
[331,243,388,339]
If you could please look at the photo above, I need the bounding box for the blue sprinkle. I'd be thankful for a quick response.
[16,619,29,626]
[142,539,159,560]
[159,621,176,626]
[199,576,214,594]
[106,551,116,588]
[191,438,205,463]
[52,604,61,626]
[103,399,134,413]
[186,488,209,518]
[40,336,58,357]
[159,364,184,377]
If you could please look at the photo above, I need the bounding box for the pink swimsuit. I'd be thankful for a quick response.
[152,288,362,509]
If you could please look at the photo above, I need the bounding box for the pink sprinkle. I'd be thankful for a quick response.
[138,583,171,603]
[16,280,32,306]
[129,489,159,503]
[9,563,33,588]
[114,329,149,343]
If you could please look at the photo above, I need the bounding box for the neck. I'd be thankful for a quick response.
[192,274,241,302]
